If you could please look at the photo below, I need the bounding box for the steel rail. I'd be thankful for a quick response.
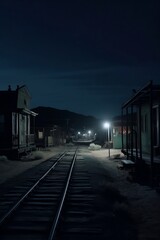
[0,151,67,226]
[48,148,78,240]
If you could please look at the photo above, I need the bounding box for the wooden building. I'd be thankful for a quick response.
[35,125,66,149]
[121,81,160,182]
[0,85,37,159]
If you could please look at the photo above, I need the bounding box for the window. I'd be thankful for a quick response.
[141,114,148,133]
[153,106,159,146]
[141,115,144,132]
[144,114,148,132]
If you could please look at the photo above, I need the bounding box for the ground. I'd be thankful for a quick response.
[0,146,160,239]
[88,149,160,240]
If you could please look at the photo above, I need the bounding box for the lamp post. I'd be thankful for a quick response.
[104,122,110,158]
[77,131,81,140]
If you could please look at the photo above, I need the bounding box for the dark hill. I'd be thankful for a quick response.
[32,106,100,131]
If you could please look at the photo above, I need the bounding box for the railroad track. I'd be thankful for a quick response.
[0,147,101,240]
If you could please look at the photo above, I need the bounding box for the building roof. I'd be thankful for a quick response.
[122,81,160,109]
[0,85,36,116]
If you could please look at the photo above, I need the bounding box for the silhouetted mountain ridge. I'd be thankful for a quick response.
[32,106,100,130]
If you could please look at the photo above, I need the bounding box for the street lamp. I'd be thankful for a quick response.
[88,130,91,139]
[103,122,110,158]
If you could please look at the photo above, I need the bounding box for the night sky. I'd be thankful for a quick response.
[0,0,160,120]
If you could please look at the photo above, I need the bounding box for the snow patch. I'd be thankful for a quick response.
[88,143,101,151]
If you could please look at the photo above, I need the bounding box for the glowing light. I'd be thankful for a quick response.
[103,122,110,129]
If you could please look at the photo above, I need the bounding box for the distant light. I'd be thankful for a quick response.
[78,131,81,135]
[103,122,110,129]
[88,130,91,134]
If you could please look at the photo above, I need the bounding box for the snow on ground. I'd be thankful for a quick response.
[0,147,160,239]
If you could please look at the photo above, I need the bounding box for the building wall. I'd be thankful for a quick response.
[112,126,126,149]
[141,101,160,155]
[0,112,12,147]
